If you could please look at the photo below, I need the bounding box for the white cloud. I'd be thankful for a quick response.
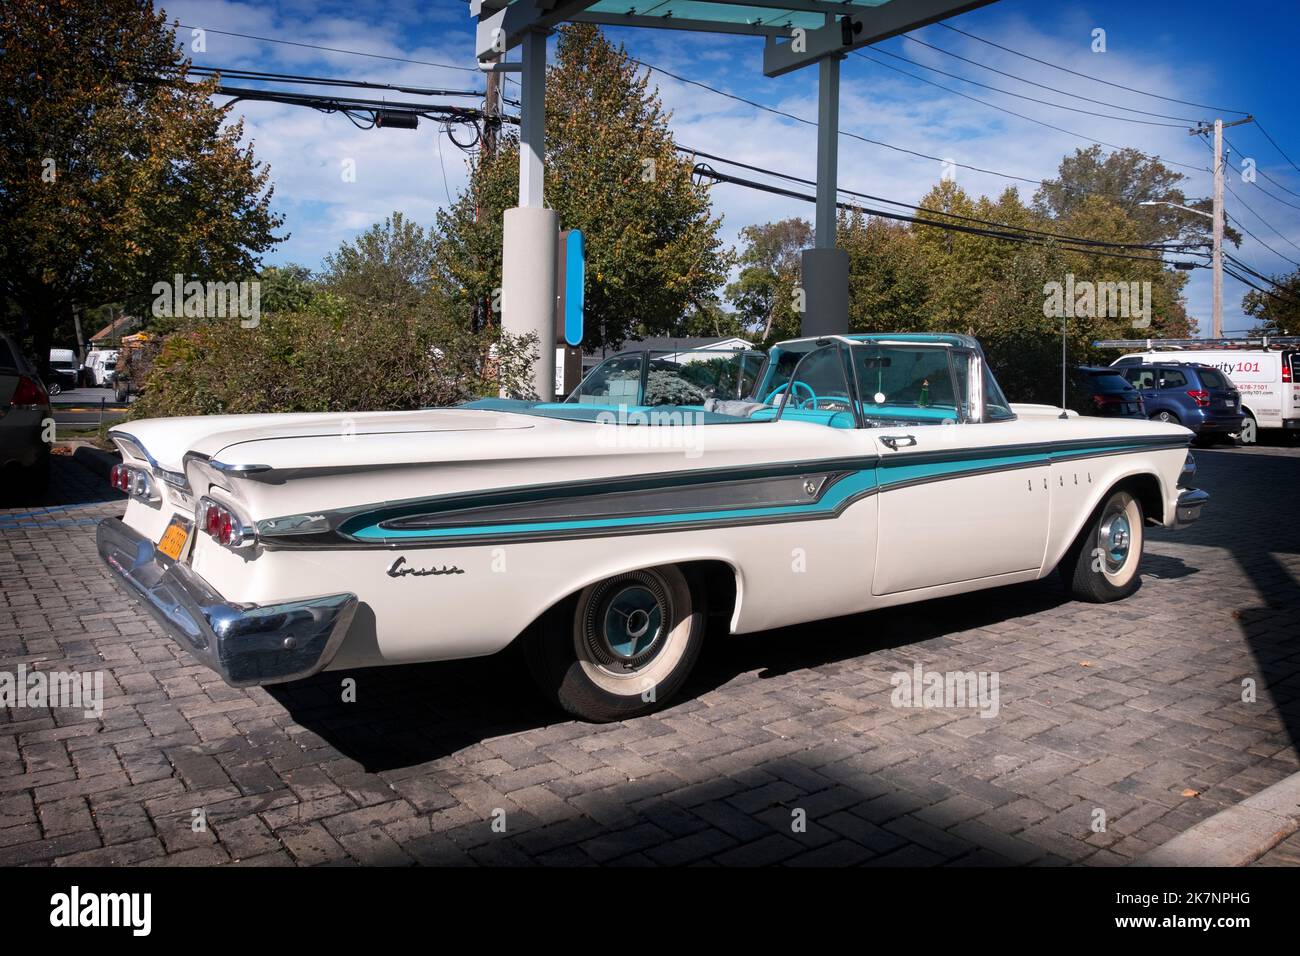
[157,1,1297,333]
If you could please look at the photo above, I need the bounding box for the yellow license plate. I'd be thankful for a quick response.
[157,518,191,561]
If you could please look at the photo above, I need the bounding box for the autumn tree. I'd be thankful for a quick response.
[433,23,729,351]
[0,0,283,369]
[1242,268,1300,334]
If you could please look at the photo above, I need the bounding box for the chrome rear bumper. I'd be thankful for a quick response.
[1174,488,1210,529]
[97,517,357,687]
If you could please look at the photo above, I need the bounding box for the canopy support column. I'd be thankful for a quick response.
[502,28,557,399]
[802,51,848,337]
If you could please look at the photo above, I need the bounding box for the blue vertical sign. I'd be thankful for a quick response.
[564,229,584,348]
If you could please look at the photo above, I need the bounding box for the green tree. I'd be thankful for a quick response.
[1035,145,1238,249]
[433,23,729,351]
[259,264,317,315]
[725,218,812,343]
[1242,269,1300,334]
[323,212,435,314]
[0,0,284,370]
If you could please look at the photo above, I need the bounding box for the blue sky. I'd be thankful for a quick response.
[164,0,1300,335]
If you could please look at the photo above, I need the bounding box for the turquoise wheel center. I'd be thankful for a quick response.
[603,586,663,661]
[1105,513,1131,568]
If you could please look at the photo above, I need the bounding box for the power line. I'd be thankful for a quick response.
[1224,206,1300,268]
[868,45,1190,127]
[172,22,480,73]
[635,57,1078,191]
[1222,134,1300,204]
[896,34,1202,122]
[1226,177,1300,245]
[1224,254,1300,299]
[934,22,1250,115]
[1254,120,1300,175]
[853,51,1210,176]
[1223,263,1300,307]
[679,145,1201,254]
[693,164,1201,267]
[180,64,486,98]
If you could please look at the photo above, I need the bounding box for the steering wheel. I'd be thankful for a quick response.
[764,380,817,409]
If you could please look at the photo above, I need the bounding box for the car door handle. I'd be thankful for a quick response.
[880,435,917,450]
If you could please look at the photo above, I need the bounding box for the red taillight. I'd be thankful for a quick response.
[1285,363,1293,383]
[1186,389,1210,407]
[197,497,253,550]
[10,375,47,406]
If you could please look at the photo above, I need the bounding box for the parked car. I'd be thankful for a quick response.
[47,348,78,396]
[1,333,52,494]
[96,333,1207,721]
[1068,366,1145,418]
[1113,344,1299,443]
[1115,361,1244,445]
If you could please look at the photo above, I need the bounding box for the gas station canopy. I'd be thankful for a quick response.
[470,0,997,398]
[472,0,994,75]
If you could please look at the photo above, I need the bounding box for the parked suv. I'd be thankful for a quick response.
[1119,361,1244,444]
[1,332,52,494]
[1068,366,1145,418]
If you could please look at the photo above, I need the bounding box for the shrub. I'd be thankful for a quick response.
[129,307,537,419]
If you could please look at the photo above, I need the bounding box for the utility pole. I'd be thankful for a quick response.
[1190,115,1253,338]
[483,57,501,158]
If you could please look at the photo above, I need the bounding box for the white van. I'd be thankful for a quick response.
[1111,344,1299,440]
[84,349,119,387]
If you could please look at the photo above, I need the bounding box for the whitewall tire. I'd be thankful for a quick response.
[523,564,705,722]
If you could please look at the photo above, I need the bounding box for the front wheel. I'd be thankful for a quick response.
[1061,489,1145,603]
[523,565,705,722]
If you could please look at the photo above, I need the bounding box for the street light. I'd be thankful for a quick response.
[1139,200,1211,220]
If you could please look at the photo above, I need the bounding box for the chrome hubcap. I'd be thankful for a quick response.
[1099,510,1132,573]
[583,575,670,672]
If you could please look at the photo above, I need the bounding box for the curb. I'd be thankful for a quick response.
[1135,771,1300,866]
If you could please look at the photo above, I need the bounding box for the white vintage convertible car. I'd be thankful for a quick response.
[98,334,1208,721]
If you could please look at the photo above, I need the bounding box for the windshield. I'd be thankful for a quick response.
[567,349,764,407]
[850,345,959,411]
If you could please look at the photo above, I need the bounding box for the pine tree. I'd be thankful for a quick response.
[433,23,729,351]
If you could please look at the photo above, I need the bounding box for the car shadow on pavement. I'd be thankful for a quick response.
[1180,450,1300,770]
[1136,552,1198,581]
[267,577,1075,774]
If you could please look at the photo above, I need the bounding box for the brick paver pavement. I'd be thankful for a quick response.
[2,444,1298,866]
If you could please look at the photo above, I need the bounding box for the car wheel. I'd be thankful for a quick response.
[1062,489,1144,603]
[1150,410,1178,425]
[47,381,62,396]
[523,565,705,722]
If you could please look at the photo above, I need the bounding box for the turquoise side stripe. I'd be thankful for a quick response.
[344,439,1174,543]
[350,469,880,541]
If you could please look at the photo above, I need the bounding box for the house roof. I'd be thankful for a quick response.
[90,314,139,342]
